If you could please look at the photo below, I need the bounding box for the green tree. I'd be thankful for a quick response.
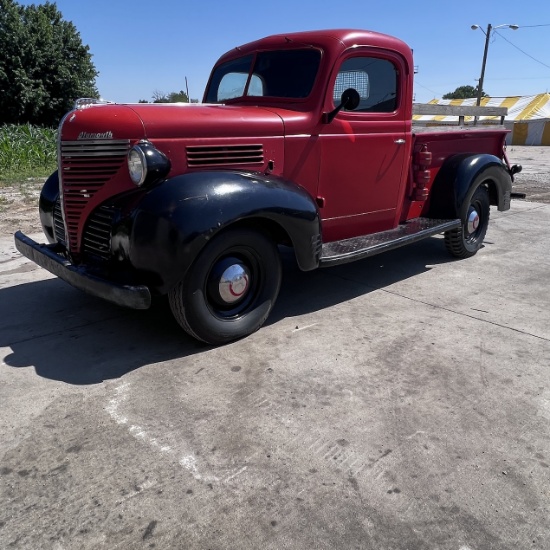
[443,85,487,100]
[0,0,99,126]
[149,90,189,103]
[166,90,189,103]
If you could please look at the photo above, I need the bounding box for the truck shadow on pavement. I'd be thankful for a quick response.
[1,236,456,385]
[270,235,458,323]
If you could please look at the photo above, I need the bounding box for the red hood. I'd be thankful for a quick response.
[60,103,285,141]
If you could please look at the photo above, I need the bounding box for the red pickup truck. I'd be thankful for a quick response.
[15,29,521,344]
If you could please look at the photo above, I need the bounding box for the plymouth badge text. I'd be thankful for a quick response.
[78,131,113,140]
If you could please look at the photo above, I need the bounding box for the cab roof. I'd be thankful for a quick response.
[215,29,413,65]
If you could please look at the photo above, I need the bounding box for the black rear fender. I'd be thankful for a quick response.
[428,154,512,220]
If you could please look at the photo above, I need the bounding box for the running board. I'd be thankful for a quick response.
[320,218,461,267]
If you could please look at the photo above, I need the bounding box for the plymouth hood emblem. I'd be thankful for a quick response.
[78,131,113,140]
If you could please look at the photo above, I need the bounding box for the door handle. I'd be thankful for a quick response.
[395,139,406,144]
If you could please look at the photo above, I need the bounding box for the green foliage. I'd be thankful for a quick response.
[140,90,199,103]
[443,85,488,100]
[147,90,190,103]
[0,124,57,180]
[0,0,99,127]
[164,91,189,103]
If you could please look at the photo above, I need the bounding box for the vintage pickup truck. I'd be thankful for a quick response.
[15,29,521,344]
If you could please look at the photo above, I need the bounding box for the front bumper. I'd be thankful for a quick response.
[14,231,151,310]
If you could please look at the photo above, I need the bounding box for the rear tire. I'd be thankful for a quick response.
[169,229,281,345]
[445,185,490,258]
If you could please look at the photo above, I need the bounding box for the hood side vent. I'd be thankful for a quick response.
[187,144,264,168]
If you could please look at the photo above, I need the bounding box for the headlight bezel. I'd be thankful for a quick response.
[127,140,171,188]
[128,146,147,186]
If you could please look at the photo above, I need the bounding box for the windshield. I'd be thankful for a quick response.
[205,49,321,103]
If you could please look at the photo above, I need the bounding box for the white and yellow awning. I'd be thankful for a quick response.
[413,94,550,145]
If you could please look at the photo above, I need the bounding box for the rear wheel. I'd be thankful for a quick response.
[169,229,281,345]
[445,185,490,258]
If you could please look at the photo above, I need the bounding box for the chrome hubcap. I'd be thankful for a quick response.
[467,207,480,235]
[218,264,250,304]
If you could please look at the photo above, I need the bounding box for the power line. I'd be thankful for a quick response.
[494,30,550,71]
[484,76,550,81]
[413,81,441,96]
[518,24,550,27]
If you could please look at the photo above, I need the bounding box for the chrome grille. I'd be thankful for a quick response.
[82,206,117,260]
[186,144,264,167]
[60,139,130,250]
[53,199,66,245]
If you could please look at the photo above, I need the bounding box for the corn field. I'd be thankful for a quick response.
[0,124,57,181]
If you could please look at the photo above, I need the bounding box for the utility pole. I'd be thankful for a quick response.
[476,24,492,106]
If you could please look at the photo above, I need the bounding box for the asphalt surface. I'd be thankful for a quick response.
[1,150,549,549]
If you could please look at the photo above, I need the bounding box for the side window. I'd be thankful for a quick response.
[334,57,398,113]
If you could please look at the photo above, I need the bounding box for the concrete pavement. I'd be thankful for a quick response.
[508,145,550,203]
[1,199,549,549]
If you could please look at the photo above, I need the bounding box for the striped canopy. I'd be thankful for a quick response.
[413,94,550,145]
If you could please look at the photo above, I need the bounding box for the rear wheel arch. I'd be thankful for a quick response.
[428,154,512,219]
[468,165,508,208]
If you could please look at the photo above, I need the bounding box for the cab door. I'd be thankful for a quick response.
[317,49,409,242]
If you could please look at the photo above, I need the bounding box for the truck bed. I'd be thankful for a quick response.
[413,124,509,134]
[411,103,509,159]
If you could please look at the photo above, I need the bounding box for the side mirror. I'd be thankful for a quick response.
[324,88,361,123]
[341,88,360,111]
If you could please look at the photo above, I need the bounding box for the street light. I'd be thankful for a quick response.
[471,24,519,106]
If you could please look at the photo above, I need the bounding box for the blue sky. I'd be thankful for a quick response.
[19,0,550,103]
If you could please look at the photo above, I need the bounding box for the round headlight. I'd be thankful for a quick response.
[128,146,147,186]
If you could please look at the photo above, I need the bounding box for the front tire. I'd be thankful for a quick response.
[169,229,282,345]
[445,185,490,258]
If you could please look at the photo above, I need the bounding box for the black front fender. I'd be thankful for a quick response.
[128,171,320,293]
[429,154,512,219]
[39,170,60,244]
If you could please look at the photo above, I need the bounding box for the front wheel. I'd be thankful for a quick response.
[169,229,282,345]
[444,185,490,259]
